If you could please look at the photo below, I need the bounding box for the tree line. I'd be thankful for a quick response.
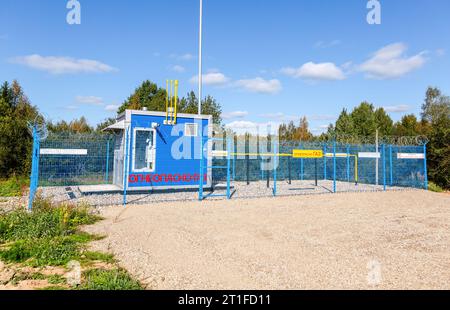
[0,80,448,189]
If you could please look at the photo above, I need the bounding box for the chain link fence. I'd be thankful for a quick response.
[28,130,428,208]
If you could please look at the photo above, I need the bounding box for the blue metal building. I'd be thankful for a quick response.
[105,109,213,191]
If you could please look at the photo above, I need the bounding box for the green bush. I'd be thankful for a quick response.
[0,176,29,197]
[0,236,80,266]
[0,197,101,243]
[78,268,143,290]
[429,182,444,193]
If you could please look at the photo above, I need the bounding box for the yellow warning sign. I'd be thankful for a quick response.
[292,150,323,159]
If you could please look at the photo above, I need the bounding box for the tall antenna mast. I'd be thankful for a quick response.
[198,0,203,115]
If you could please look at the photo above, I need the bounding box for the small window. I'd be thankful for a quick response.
[185,123,198,137]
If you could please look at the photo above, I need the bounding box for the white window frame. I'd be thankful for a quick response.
[132,127,157,173]
[185,123,199,137]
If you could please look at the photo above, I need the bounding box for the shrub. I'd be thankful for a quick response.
[428,182,444,193]
[0,236,80,266]
[0,176,29,197]
[0,197,101,243]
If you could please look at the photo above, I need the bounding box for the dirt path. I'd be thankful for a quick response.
[85,190,450,290]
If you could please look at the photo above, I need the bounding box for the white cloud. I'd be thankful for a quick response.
[436,49,446,57]
[359,43,427,79]
[170,65,186,73]
[64,105,78,111]
[314,40,341,49]
[308,114,336,121]
[235,77,282,94]
[105,104,120,112]
[10,54,118,74]
[190,72,230,86]
[282,62,346,81]
[311,124,330,133]
[222,111,249,119]
[76,96,104,105]
[225,121,280,135]
[383,105,411,113]
[171,53,195,61]
[259,112,298,121]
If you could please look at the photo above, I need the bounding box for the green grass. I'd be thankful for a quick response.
[83,251,116,264]
[10,272,46,285]
[0,196,102,266]
[47,274,66,285]
[0,176,29,197]
[39,286,67,290]
[78,268,143,290]
[429,182,445,193]
[0,197,143,290]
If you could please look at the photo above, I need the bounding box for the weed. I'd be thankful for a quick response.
[83,251,116,264]
[10,272,46,285]
[78,268,143,290]
[47,274,66,285]
[0,176,29,197]
[429,182,444,193]
[0,237,80,266]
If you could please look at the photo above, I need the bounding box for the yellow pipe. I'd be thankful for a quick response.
[174,80,178,124]
[165,80,169,123]
[170,80,174,123]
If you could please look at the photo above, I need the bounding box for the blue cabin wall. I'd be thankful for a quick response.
[127,113,210,189]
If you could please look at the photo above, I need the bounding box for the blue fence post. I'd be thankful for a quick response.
[199,137,204,201]
[28,126,40,211]
[333,141,337,193]
[123,127,130,207]
[346,144,350,182]
[273,142,277,196]
[424,143,428,190]
[233,151,236,181]
[389,145,393,186]
[300,143,304,180]
[105,139,110,183]
[383,144,386,191]
[226,139,231,199]
[323,143,327,180]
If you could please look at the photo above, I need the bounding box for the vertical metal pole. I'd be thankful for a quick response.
[383,144,386,191]
[314,158,318,187]
[346,145,350,182]
[333,140,337,193]
[232,151,236,181]
[389,145,393,186]
[198,0,203,116]
[273,142,277,196]
[226,139,231,199]
[105,139,110,183]
[323,143,327,180]
[288,156,292,185]
[123,127,130,207]
[300,158,304,181]
[424,143,428,190]
[246,135,250,185]
[375,129,379,186]
[28,126,40,211]
[199,137,204,200]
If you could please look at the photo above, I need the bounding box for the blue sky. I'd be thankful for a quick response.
[1,0,449,133]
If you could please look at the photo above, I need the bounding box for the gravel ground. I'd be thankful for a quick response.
[84,190,450,290]
[39,180,406,207]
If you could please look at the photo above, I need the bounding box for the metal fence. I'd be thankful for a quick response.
[28,129,428,208]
